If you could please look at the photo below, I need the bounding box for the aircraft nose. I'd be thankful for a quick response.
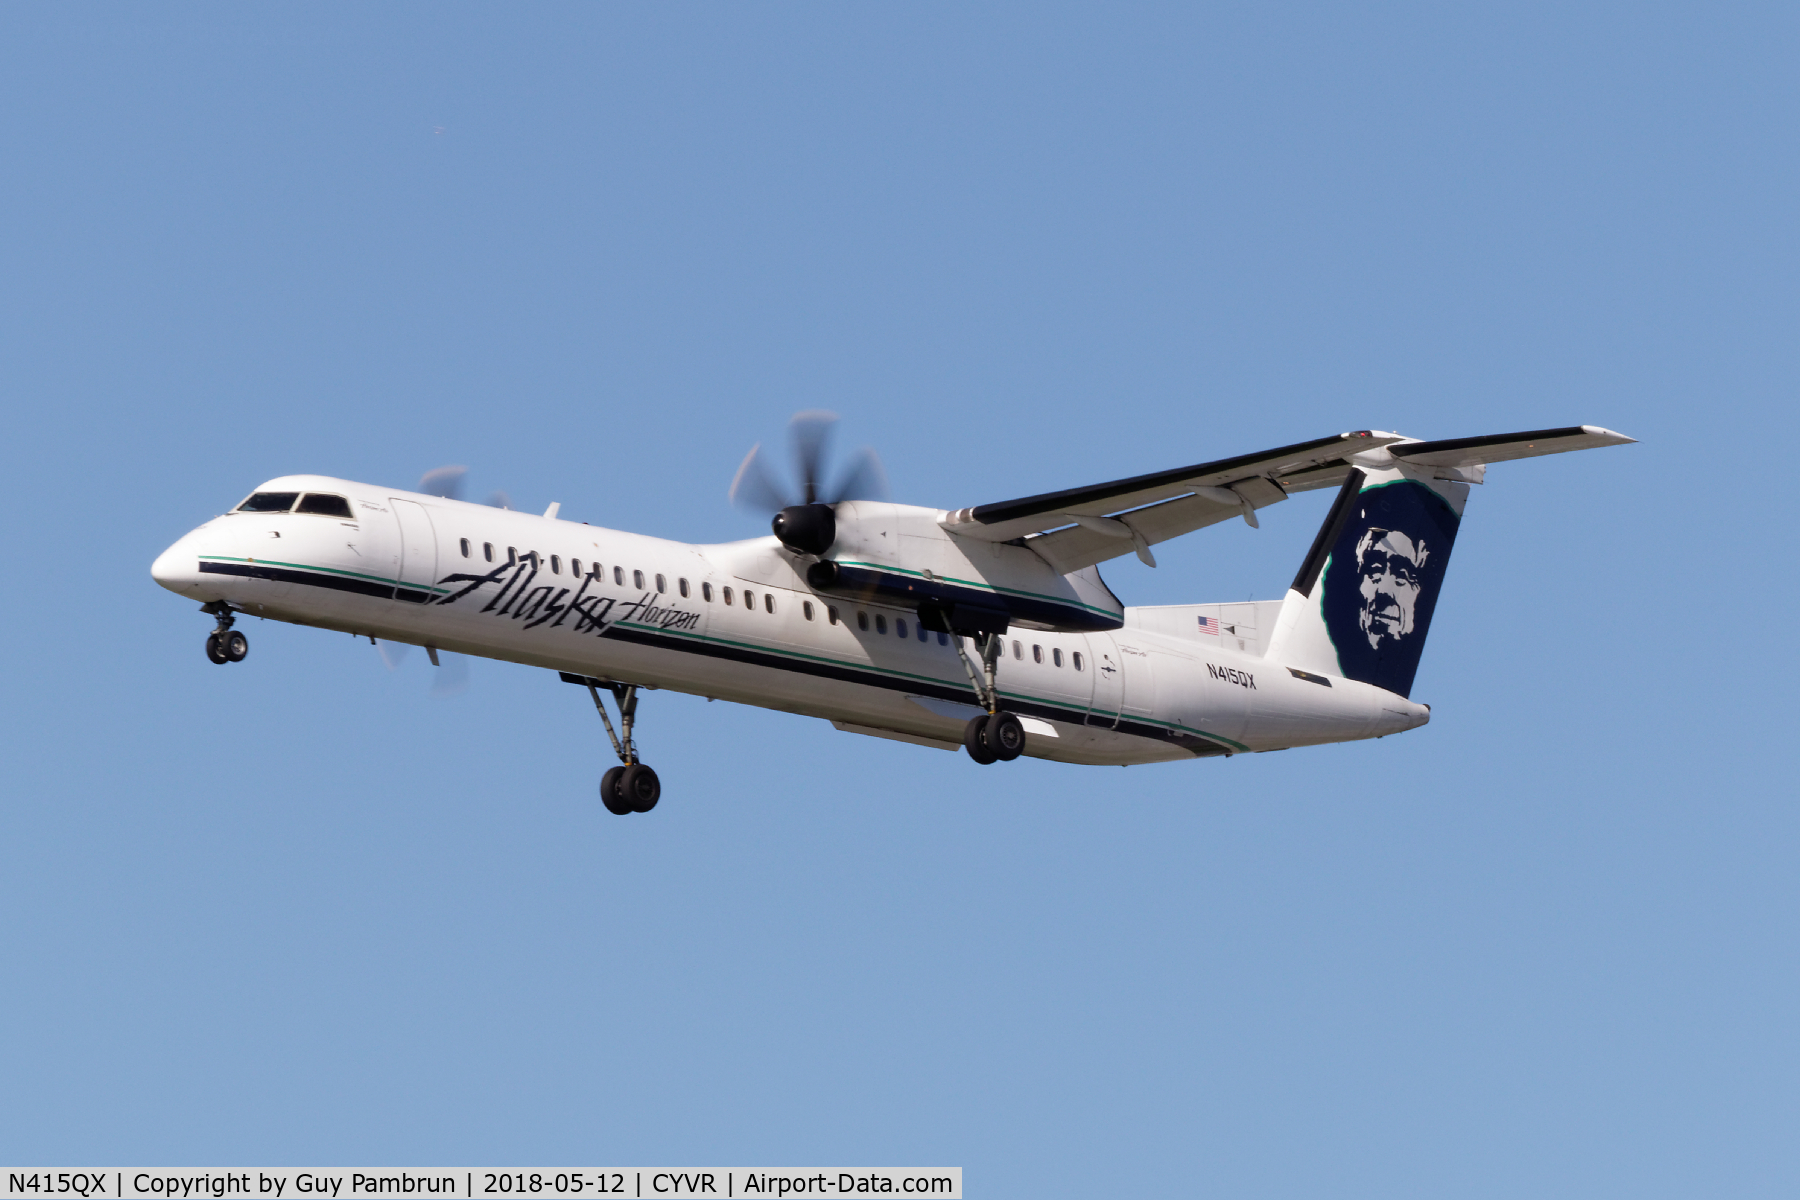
[151,533,206,594]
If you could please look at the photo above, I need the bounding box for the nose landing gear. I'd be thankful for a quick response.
[201,602,248,664]
[574,676,662,815]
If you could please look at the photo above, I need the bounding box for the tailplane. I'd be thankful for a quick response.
[1266,424,1632,698]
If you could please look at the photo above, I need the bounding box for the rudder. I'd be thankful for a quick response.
[1268,465,1468,698]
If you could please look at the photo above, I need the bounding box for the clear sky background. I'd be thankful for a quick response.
[1,4,1794,1196]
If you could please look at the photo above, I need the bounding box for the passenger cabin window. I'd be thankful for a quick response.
[743,590,755,609]
[655,574,666,593]
[1033,645,1044,663]
[874,614,887,634]
[1053,648,1064,667]
[614,567,624,585]
[764,593,775,614]
[896,618,908,638]
[1012,640,1022,659]
[702,582,714,602]
[722,586,734,605]
[679,578,690,598]
[828,607,840,625]
[237,492,298,513]
[460,538,471,558]
[508,547,518,564]
[296,493,353,518]
[633,570,645,590]
[803,601,814,621]
[938,631,948,646]
[918,622,928,642]
[1073,651,1084,671]
[551,555,562,575]
[857,611,869,631]
[571,559,581,577]
[483,542,494,563]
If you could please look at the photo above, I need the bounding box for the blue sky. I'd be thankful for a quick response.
[1,4,1794,1196]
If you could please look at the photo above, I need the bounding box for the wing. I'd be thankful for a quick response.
[942,425,1633,575]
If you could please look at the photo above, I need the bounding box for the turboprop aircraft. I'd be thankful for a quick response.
[151,416,1632,815]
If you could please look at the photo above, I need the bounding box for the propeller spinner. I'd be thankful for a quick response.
[730,412,887,556]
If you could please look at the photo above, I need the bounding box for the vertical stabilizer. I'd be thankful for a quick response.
[1267,465,1469,698]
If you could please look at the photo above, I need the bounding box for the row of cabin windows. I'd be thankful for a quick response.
[706,584,778,615]
[449,539,1077,663]
[455,539,696,597]
[823,605,953,646]
[1011,639,1083,670]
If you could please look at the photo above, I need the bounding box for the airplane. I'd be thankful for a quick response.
[150,416,1633,815]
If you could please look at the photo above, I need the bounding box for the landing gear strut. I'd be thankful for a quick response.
[201,601,248,664]
[582,680,661,815]
[954,631,1025,764]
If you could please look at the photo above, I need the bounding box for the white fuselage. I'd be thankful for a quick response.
[151,475,1428,766]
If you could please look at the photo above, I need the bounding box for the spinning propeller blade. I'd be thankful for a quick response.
[419,465,511,509]
[418,466,467,501]
[729,443,793,513]
[791,410,836,505]
[374,639,469,698]
[730,412,889,515]
[829,446,888,505]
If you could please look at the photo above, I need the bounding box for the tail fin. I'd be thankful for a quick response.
[1267,465,1468,698]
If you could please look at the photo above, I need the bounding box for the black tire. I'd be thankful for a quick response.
[600,766,632,815]
[205,632,229,665]
[963,714,998,764]
[987,711,1026,761]
[621,763,661,812]
[223,630,249,662]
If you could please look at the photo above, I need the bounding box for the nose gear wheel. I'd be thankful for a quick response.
[200,602,248,664]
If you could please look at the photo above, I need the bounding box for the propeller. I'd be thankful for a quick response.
[375,640,470,698]
[374,465,505,698]
[730,412,888,556]
[418,465,512,510]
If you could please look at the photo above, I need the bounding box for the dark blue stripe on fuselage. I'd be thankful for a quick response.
[200,557,1224,756]
[597,621,1228,757]
[198,560,436,603]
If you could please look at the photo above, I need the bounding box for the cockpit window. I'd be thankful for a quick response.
[237,492,299,513]
[296,493,354,518]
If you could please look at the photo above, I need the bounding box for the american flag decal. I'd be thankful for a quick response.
[1197,615,1219,635]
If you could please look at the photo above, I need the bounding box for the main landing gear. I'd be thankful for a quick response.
[201,601,248,664]
[582,679,661,815]
[954,631,1026,765]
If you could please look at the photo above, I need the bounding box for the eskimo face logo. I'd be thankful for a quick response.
[1354,526,1429,649]
[1318,478,1461,699]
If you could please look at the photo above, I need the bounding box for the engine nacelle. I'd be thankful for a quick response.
[772,503,836,555]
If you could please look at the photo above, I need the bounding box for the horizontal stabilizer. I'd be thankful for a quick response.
[1392,425,1635,469]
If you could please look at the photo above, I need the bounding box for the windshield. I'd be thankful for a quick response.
[237,491,299,513]
[296,493,353,518]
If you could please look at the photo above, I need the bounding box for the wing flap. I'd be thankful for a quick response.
[1026,492,1240,574]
